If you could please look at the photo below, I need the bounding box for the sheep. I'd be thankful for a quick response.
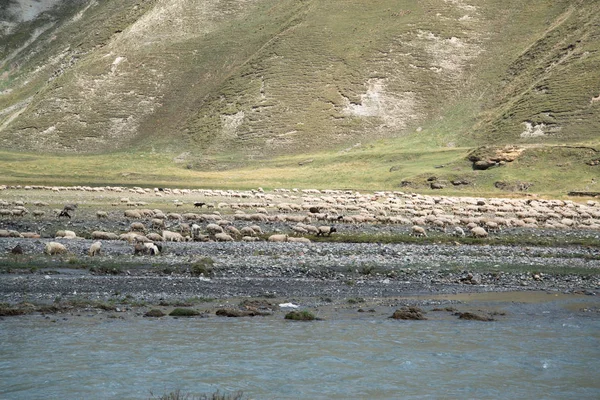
[452,226,466,237]
[134,235,152,243]
[88,241,102,256]
[11,208,28,217]
[225,225,241,237]
[411,225,427,237]
[96,211,109,219]
[55,230,77,239]
[120,232,143,243]
[21,232,40,239]
[0,229,11,237]
[62,203,78,212]
[471,226,488,238]
[303,225,320,235]
[152,218,166,229]
[146,232,164,242]
[242,236,260,242]
[194,202,206,208]
[166,212,182,221]
[268,234,288,242]
[240,226,256,236]
[178,223,191,235]
[130,222,146,232]
[144,242,160,255]
[291,225,308,235]
[214,232,234,242]
[91,231,119,240]
[249,224,263,234]
[316,226,337,236]
[0,209,12,218]
[162,230,184,242]
[206,223,224,235]
[32,210,45,218]
[45,242,67,255]
[11,244,24,255]
[124,210,142,219]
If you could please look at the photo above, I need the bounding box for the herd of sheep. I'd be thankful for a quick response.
[1,184,600,257]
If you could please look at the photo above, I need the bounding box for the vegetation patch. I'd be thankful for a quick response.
[190,257,215,277]
[169,308,200,317]
[284,310,318,321]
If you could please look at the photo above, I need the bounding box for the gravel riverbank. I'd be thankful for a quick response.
[1,237,598,310]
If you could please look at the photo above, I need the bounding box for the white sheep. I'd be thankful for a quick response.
[45,242,67,255]
[88,241,102,256]
[146,232,164,242]
[162,230,184,242]
[124,210,142,219]
[21,232,40,239]
[240,226,256,236]
[144,242,160,255]
[452,226,466,237]
[152,218,165,229]
[130,222,146,232]
[411,225,427,237]
[206,223,224,235]
[91,231,119,240]
[96,211,109,219]
[214,232,234,242]
[471,226,488,238]
[268,234,288,242]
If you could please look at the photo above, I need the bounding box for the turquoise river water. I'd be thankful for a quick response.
[1,298,599,399]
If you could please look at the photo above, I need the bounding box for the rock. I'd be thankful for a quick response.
[390,306,427,320]
[455,312,494,321]
[144,309,166,317]
[216,308,270,317]
[473,160,496,170]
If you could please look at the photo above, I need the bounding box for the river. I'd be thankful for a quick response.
[1,296,599,399]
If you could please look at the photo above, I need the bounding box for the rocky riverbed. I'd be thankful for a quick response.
[1,236,598,316]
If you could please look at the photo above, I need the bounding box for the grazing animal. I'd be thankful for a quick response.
[194,202,206,208]
[268,234,288,242]
[88,241,102,256]
[471,226,489,238]
[45,242,67,255]
[62,204,78,212]
[58,210,72,219]
[96,211,108,219]
[411,225,427,237]
[11,244,24,255]
[316,226,337,236]
[214,232,234,242]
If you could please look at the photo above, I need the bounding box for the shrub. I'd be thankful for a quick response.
[190,257,215,277]
[284,310,317,321]
[169,308,200,317]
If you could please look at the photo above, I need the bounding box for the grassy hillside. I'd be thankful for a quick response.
[0,0,598,195]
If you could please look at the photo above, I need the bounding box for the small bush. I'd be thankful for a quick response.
[169,308,200,317]
[190,257,215,277]
[285,310,317,321]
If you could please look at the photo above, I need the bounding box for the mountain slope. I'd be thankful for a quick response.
[0,0,598,193]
